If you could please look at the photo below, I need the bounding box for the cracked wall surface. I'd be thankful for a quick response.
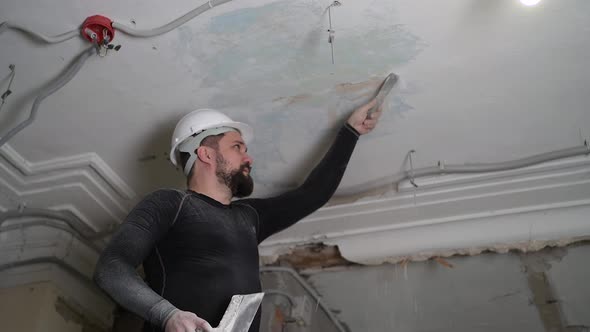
[0,281,109,332]
[295,243,590,332]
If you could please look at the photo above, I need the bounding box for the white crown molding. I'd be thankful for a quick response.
[0,164,125,228]
[0,160,129,212]
[331,203,590,265]
[50,204,109,230]
[0,144,136,200]
[259,156,590,264]
[0,144,138,229]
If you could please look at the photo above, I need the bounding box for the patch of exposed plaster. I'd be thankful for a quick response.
[260,237,590,267]
[168,0,425,111]
[334,78,382,94]
[272,93,313,106]
[349,237,590,265]
[266,243,354,270]
[164,0,424,199]
[244,75,415,198]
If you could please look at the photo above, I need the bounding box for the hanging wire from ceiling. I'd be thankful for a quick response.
[326,1,342,64]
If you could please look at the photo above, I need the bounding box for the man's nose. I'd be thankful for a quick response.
[243,153,253,166]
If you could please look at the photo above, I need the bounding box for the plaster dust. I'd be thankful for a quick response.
[355,237,590,266]
[260,237,590,268]
[272,93,313,106]
[264,243,354,270]
[334,78,382,94]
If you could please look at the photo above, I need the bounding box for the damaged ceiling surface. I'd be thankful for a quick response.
[301,244,590,332]
[1,0,590,300]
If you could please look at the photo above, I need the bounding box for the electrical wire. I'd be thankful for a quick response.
[260,267,347,332]
[0,21,79,44]
[336,144,590,198]
[112,0,233,38]
[0,0,243,146]
[0,1,241,146]
[264,289,296,306]
[0,46,95,147]
[1,0,235,42]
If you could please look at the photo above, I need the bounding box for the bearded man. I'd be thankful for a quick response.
[94,99,382,332]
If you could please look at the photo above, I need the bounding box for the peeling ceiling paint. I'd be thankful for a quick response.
[1,0,590,265]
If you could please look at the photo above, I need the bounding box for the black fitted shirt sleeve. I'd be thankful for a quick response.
[93,189,187,329]
[241,124,359,242]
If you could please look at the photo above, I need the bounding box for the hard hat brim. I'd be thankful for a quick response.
[169,121,253,167]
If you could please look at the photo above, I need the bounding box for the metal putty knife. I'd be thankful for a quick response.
[368,72,399,115]
[199,292,265,332]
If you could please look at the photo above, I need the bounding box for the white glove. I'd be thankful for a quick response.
[164,310,213,332]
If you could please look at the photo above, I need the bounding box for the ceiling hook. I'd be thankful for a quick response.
[408,149,418,188]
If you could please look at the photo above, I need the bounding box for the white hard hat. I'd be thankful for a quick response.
[170,109,253,175]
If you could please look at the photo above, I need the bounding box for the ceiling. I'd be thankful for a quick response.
[1,0,590,262]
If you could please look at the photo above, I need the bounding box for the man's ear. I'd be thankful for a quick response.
[196,146,214,165]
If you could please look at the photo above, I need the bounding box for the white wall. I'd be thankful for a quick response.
[304,243,590,332]
[0,282,87,332]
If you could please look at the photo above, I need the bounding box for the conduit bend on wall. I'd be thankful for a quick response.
[0,0,236,147]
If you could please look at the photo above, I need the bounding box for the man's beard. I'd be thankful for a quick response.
[216,155,254,198]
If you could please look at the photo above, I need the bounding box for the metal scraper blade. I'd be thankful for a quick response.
[212,292,264,332]
[369,72,399,115]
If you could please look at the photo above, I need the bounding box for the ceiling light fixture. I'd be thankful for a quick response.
[520,0,541,6]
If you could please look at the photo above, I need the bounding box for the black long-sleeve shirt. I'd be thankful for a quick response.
[93,124,359,332]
